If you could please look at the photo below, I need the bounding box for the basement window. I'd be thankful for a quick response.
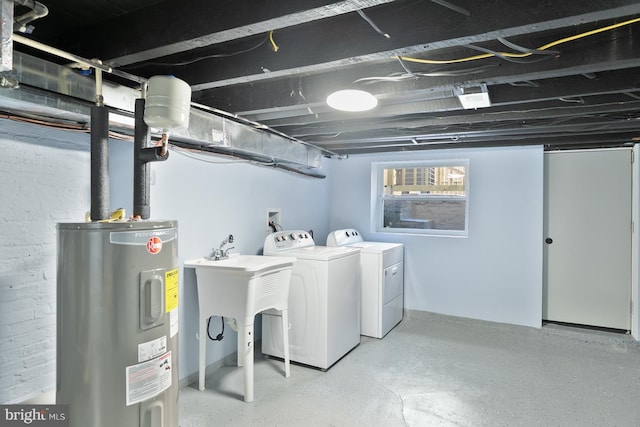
[371,160,469,236]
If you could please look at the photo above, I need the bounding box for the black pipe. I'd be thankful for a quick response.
[133,98,169,219]
[133,98,151,219]
[90,105,110,221]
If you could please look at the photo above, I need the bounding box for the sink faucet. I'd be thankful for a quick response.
[210,234,234,260]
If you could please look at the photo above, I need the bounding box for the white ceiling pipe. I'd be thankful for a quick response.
[12,33,147,84]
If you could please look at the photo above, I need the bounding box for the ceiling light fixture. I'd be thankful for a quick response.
[455,83,491,109]
[326,89,378,112]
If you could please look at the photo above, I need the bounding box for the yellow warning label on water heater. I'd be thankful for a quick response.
[165,268,179,312]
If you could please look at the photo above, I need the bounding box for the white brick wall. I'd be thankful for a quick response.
[0,120,91,403]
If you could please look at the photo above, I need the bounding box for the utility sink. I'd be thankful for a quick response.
[184,254,296,402]
[185,254,295,273]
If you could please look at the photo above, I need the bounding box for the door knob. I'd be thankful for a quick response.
[545,238,553,244]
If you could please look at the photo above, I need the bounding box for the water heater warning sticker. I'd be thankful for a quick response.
[125,351,172,406]
[138,336,167,363]
[170,308,178,338]
[165,269,179,312]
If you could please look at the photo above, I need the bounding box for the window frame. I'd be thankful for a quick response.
[371,159,470,237]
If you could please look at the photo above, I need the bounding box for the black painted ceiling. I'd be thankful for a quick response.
[13,0,640,154]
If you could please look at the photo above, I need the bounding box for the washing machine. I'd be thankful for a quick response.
[262,230,360,369]
[327,228,404,338]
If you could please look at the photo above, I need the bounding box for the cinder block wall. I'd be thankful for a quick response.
[0,120,91,403]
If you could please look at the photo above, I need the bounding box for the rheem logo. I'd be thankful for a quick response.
[146,236,163,254]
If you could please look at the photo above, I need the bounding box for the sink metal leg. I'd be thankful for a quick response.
[242,322,254,402]
[281,309,290,378]
[237,321,244,367]
[199,316,207,391]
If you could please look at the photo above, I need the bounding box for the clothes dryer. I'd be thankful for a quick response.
[262,230,360,369]
[327,228,404,338]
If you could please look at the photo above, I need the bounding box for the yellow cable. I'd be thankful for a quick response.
[397,16,640,65]
[539,16,640,50]
[269,30,279,52]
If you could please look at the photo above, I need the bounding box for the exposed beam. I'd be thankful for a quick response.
[94,0,397,66]
[186,2,640,91]
[280,100,640,141]
[312,114,640,147]
[245,67,640,132]
[326,132,639,155]
[195,22,640,117]
[317,126,640,155]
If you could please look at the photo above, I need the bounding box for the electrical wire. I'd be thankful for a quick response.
[207,316,224,341]
[508,80,540,88]
[356,9,390,38]
[396,56,415,76]
[462,43,553,64]
[558,97,585,104]
[2,113,87,131]
[171,144,272,165]
[396,16,640,65]
[269,221,284,232]
[269,30,279,52]
[353,64,496,84]
[124,34,271,68]
[1,112,133,141]
[497,37,558,56]
[430,0,471,17]
[172,144,327,177]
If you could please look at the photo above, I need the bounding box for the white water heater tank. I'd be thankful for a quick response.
[144,75,192,130]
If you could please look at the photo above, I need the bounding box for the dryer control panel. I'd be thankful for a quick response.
[326,228,364,246]
[264,230,315,254]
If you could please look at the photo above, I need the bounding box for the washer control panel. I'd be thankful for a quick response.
[264,230,315,253]
[326,228,364,246]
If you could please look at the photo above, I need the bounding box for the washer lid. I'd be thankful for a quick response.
[282,245,360,261]
[348,241,403,254]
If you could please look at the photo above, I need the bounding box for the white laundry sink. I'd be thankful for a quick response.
[184,254,296,402]
[186,254,295,274]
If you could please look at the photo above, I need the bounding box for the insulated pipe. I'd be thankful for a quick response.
[133,98,169,219]
[133,98,151,219]
[90,105,110,221]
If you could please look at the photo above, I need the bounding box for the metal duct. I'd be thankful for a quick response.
[0,51,327,174]
[0,0,12,71]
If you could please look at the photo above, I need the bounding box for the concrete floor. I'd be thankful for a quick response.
[179,311,640,427]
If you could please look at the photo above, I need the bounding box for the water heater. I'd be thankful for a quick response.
[57,221,179,427]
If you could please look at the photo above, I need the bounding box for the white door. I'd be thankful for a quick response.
[543,149,631,330]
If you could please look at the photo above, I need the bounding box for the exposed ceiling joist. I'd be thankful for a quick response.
[4,0,640,156]
[105,0,397,67]
[189,2,640,92]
